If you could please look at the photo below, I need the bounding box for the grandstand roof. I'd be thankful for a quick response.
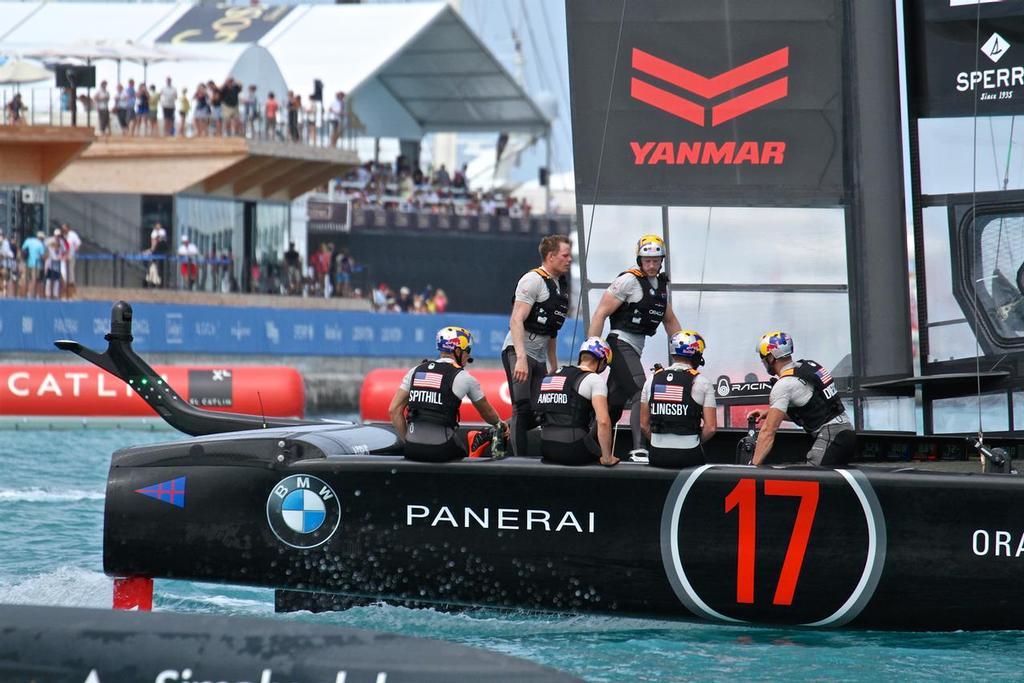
[0,2,550,139]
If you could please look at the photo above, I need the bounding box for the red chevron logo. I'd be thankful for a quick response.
[630,47,789,127]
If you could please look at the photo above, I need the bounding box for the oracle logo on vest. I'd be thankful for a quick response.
[629,46,789,167]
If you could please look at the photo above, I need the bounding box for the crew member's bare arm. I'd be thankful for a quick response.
[751,407,786,465]
[662,306,683,337]
[702,406,717,443]
[592,394,619,466]
[587,291,624,337]
[471,398,509,440]
[546,337,558,374]
[388,389,410,441]
[509,300,533,383]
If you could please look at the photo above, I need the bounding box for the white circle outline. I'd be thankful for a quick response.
[665,465,886,627]
[266,474,341,549]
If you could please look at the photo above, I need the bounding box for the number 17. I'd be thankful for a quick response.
[724,478,820,606]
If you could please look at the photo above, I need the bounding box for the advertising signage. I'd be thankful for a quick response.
[156,4,293,44]
[907,0,1024,118]
[566,1,844,206]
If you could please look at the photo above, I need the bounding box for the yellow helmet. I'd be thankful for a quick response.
[436,326,473,354]
[636,234,666,260]
[757,330,794,360]
[670,330,706,361]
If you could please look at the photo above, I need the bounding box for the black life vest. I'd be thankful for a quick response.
[406,359,463,429]
[779,359,844,433]
[648,367,703,436]
[535,366,594,430]
[518,268,569,337]
[608,268,668,336]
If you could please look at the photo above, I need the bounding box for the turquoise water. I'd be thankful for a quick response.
[2,427,1023,682]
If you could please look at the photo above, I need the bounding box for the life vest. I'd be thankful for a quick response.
[779,359,844,433]
[535,366,594,430]
[519,268,569,337]
[406,359,463,429]
[648,367,703,436]
[608,269,668,336]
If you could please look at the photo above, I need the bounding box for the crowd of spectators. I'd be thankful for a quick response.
[14,77,357,145]
[371,283,448,314]
[0,223,81,300]
[336,160,534,217]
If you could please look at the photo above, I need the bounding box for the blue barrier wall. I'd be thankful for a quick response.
[0,300,583,360]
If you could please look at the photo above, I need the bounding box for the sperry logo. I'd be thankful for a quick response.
[630,47,789,127]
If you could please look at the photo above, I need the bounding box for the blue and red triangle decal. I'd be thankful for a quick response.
[135,476,186,508]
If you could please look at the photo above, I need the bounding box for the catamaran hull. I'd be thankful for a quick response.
[104,439,1024,630]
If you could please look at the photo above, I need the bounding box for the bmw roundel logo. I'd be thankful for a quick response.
[266,474,341,549]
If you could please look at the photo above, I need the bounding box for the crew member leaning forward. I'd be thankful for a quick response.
[536,336,619,467]
[588,234,681,462]
[389,326,508,462]
[501,234,572,457]
[639,330,717,468]
[748,331,856,467]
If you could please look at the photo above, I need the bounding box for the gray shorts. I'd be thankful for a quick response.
[807,422,856,467]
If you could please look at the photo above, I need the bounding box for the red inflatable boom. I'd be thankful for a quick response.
[360,368,512,424]
[0,365,304,417]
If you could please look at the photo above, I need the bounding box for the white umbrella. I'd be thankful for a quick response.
[0,58,52,85]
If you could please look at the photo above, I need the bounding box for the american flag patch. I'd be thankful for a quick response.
[413,371,443,389]
[541,375,566,391]
[816,368,833,384]
[653,384,684,402]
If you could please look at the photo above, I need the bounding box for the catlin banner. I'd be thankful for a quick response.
[566,0,844,206]
[907,0,1024,118]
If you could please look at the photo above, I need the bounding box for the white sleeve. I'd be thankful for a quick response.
[513,271,548,305]
[769,378,795,413]
[639,376,654,404]
[578,373,608,400]
[455,371,485,402]
[606,273,641,303]
[398,367,415,392]
[693,375,718,408]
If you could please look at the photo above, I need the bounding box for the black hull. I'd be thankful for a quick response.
[104,429,1024,631]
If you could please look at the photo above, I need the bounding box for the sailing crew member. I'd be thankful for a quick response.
[748,331,855,467]
[639,330,717,468]
[501,234,572,457]
[389,326,509,462]
[587,234,682,463]
[536,337,619,467]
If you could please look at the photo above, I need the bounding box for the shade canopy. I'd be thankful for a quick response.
[0,1,550,139]
[0,58,51,85]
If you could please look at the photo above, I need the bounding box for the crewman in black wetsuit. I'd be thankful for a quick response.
[639,330,718,468]
[587,234,682,463]
[389,326,509,462]
[536,337,619,467]
[748,330,856,467]
[501,234,572,457]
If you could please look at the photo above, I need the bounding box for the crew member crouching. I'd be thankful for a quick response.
[748,331,855,467]
[389,326,508,462]
[536,337,619,467]
[639,330,717,468]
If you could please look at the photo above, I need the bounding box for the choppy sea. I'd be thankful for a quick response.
[2,425,1023,682]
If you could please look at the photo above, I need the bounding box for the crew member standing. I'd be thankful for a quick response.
[501,234,572,456]
[536,337,618,467]
[748,331,855,467]
[389,326,508,462]
[587,234,682,462]
[639,331,717,468]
